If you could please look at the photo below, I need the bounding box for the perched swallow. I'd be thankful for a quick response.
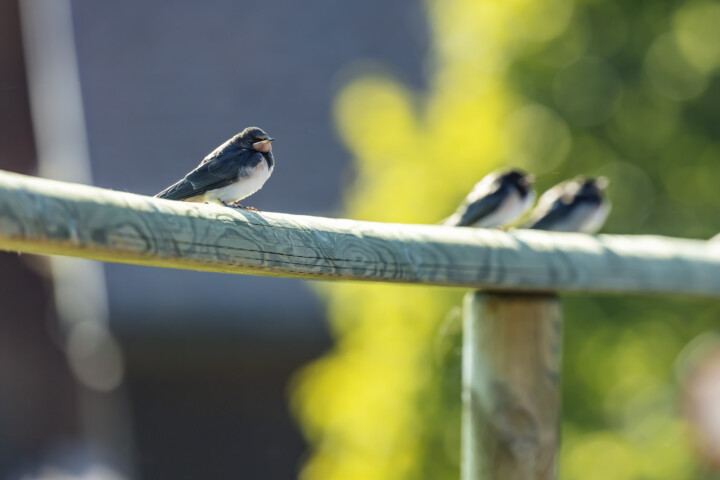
[525,176,610,233]
[155,126,274,208]
[444,169,536,228]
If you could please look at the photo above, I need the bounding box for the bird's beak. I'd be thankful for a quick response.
[524,173,536,185]
[253,139,274,153]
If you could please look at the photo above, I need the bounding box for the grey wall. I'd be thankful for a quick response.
[70,0,428,334]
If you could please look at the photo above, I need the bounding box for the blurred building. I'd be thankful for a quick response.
[0,0,427,478]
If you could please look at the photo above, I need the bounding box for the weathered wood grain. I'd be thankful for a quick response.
[462,292,562,480]
[1,169,720,296]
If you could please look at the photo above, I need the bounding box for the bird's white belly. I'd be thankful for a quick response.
[474,189,535,228]
[577,201,611,234]
[553,201,611,233]
[205,160,272,204]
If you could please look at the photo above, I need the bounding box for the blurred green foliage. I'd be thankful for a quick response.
[291,0,720,479]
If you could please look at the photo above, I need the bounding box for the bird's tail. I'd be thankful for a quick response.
[154,178,193,200]
[439,214,460,226]
[154,186,173,199]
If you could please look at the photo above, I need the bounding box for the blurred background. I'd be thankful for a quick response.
[2,0,720,479]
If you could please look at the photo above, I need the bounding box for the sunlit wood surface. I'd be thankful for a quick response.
[1,169,719,296]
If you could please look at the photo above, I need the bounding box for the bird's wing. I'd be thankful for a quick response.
[522,181,570,229]
[452,187,507,226]
[525,199,574,230]
[155,147,262,201]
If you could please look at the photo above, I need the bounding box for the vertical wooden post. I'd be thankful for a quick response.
[462,292,562,480]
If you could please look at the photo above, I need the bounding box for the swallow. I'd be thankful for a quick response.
[155,126,274,209]
[444,169,536,228]
[524,176,610,233]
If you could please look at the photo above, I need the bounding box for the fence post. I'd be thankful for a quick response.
[462,291,562,480]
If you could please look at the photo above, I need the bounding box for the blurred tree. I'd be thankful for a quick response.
[292,0,720,479]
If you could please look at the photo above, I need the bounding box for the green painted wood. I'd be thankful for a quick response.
[462,292,562,480]
[1,169,720,296]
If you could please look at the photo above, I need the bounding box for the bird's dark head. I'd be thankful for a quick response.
[498,168,535,194]
[236,126,274,153]
[570,176,610,200]
[579,176,609,194]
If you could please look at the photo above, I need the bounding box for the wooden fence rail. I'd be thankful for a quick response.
[2,168,720,480]
[1,169,720,297]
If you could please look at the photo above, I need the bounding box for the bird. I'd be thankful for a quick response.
[443,169,536,228]
[524,176,610,233]
[155,126,274,209]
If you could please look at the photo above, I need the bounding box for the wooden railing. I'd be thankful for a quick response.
[2,169,719,480]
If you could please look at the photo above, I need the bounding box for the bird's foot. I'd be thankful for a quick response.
[231,202,260,212]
